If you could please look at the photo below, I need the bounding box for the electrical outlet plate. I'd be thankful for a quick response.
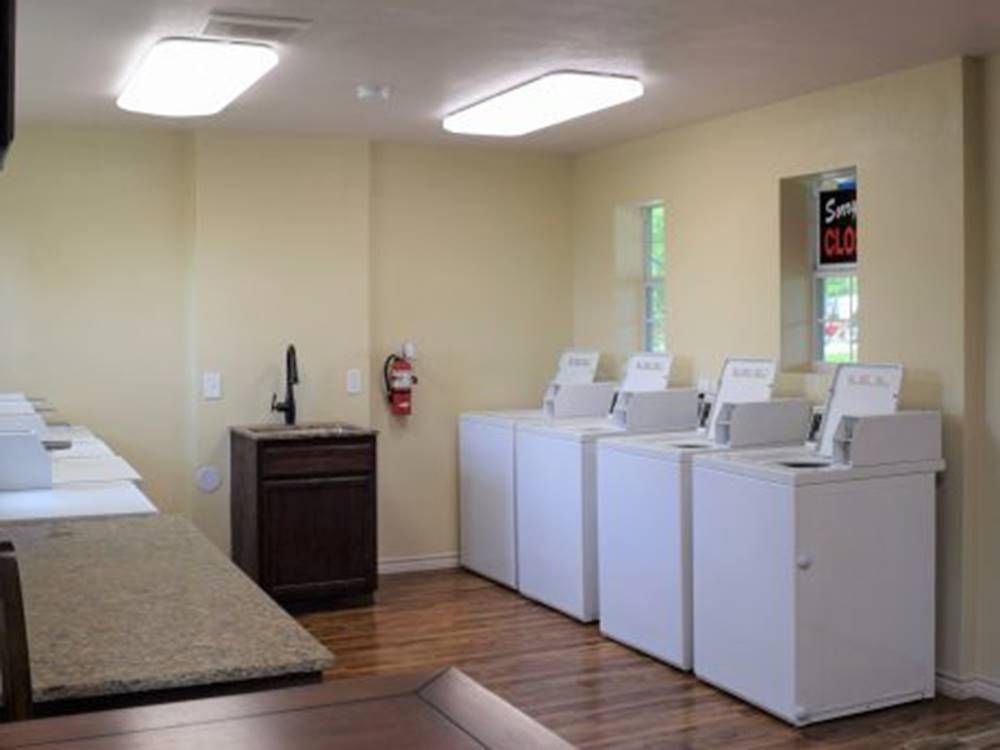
[346,368,363,394]
[202,372,222,400]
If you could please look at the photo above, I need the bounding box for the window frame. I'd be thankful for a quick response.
[811,178,858,368]
[640,202,666,353]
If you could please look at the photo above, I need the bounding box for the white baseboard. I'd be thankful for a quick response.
[378,551,459,575]
[937,671,1000,703]
[937,671,973,699]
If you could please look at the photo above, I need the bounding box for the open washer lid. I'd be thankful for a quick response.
[619,352,673,392]
[552,349,601,385]
[706,357,777,435]
[815,363,903,457]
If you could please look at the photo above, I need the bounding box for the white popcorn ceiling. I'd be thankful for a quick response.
[15,0,1000,153]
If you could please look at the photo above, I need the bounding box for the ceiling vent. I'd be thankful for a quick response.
[202,11,312,44]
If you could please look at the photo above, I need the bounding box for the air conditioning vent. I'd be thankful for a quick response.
[202,12,311,43]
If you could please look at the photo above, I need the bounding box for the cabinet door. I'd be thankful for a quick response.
[261,476,375,601]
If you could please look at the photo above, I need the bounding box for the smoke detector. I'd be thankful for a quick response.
[202,11,312,43]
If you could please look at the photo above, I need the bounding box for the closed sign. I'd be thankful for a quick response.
[818,188,857,266]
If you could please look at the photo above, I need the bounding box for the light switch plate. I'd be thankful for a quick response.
[346,368,363,394]
[202,372,222,400]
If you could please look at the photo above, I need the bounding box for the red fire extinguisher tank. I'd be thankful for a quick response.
[383,353,418,415]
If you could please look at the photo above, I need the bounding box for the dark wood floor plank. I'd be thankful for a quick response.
[299,569,1000,750]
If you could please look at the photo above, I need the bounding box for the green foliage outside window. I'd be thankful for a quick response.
[644,204,666,353]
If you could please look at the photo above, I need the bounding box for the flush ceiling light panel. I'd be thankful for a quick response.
[442,71,643,137]
[116,37,279,117]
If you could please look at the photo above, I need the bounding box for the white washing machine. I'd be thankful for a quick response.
[516,352,700,622]
[692,363,943,726]
[0,409,48,435]
[0,398,103,452]
[0,432,141,490]
[596,357,812,669]
[459,350,616,588]
[0,400,36,415]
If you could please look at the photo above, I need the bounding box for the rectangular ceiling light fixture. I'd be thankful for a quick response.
[442,71,643,137]
[117,37,279,117]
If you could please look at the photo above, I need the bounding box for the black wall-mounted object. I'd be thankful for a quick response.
[0,0,14,169]
[818,187,857,267]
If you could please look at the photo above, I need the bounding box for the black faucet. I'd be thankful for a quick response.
[271,345,299,425]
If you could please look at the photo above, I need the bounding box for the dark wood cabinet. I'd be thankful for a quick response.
[230,424,377,609]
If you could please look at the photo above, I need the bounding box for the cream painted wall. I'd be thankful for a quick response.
[188,132,373,550]
[0,128,190,513]
[4,57,997,690]
[0,128,573,564]
[369,142,573,561]
[977,53,1000,688]
[571,59,977,677]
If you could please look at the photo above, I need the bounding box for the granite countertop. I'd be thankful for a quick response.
[230,422,376,441]
[0,514,334,703]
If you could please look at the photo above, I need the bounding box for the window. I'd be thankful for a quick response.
[642,203,666,352]
[815,273,858,363]
[780,169,858,371]
[813,177,858,364]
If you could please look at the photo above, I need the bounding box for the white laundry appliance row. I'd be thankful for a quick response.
[459,349,688,591]
[458,353,944,727]
[515,351,699,622]
[459,349,616,588]
[0,391,156,521]
[597,357,811,667]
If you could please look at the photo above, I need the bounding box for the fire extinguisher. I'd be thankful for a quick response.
[383,351,418,416]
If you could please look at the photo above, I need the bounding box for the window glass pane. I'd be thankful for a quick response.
[641,203,666,352]
[649,204,665,277]
[645,316,666,354]
[809,171,858,368]
[817,274,859,364]
[646,283,665,321]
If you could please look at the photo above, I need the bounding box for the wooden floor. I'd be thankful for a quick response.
[298,570,1000,749]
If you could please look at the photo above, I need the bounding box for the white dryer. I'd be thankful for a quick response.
[597,357,811,669]
[459,350,616,588]
[516,352,700,622]
[692,363,943,725]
